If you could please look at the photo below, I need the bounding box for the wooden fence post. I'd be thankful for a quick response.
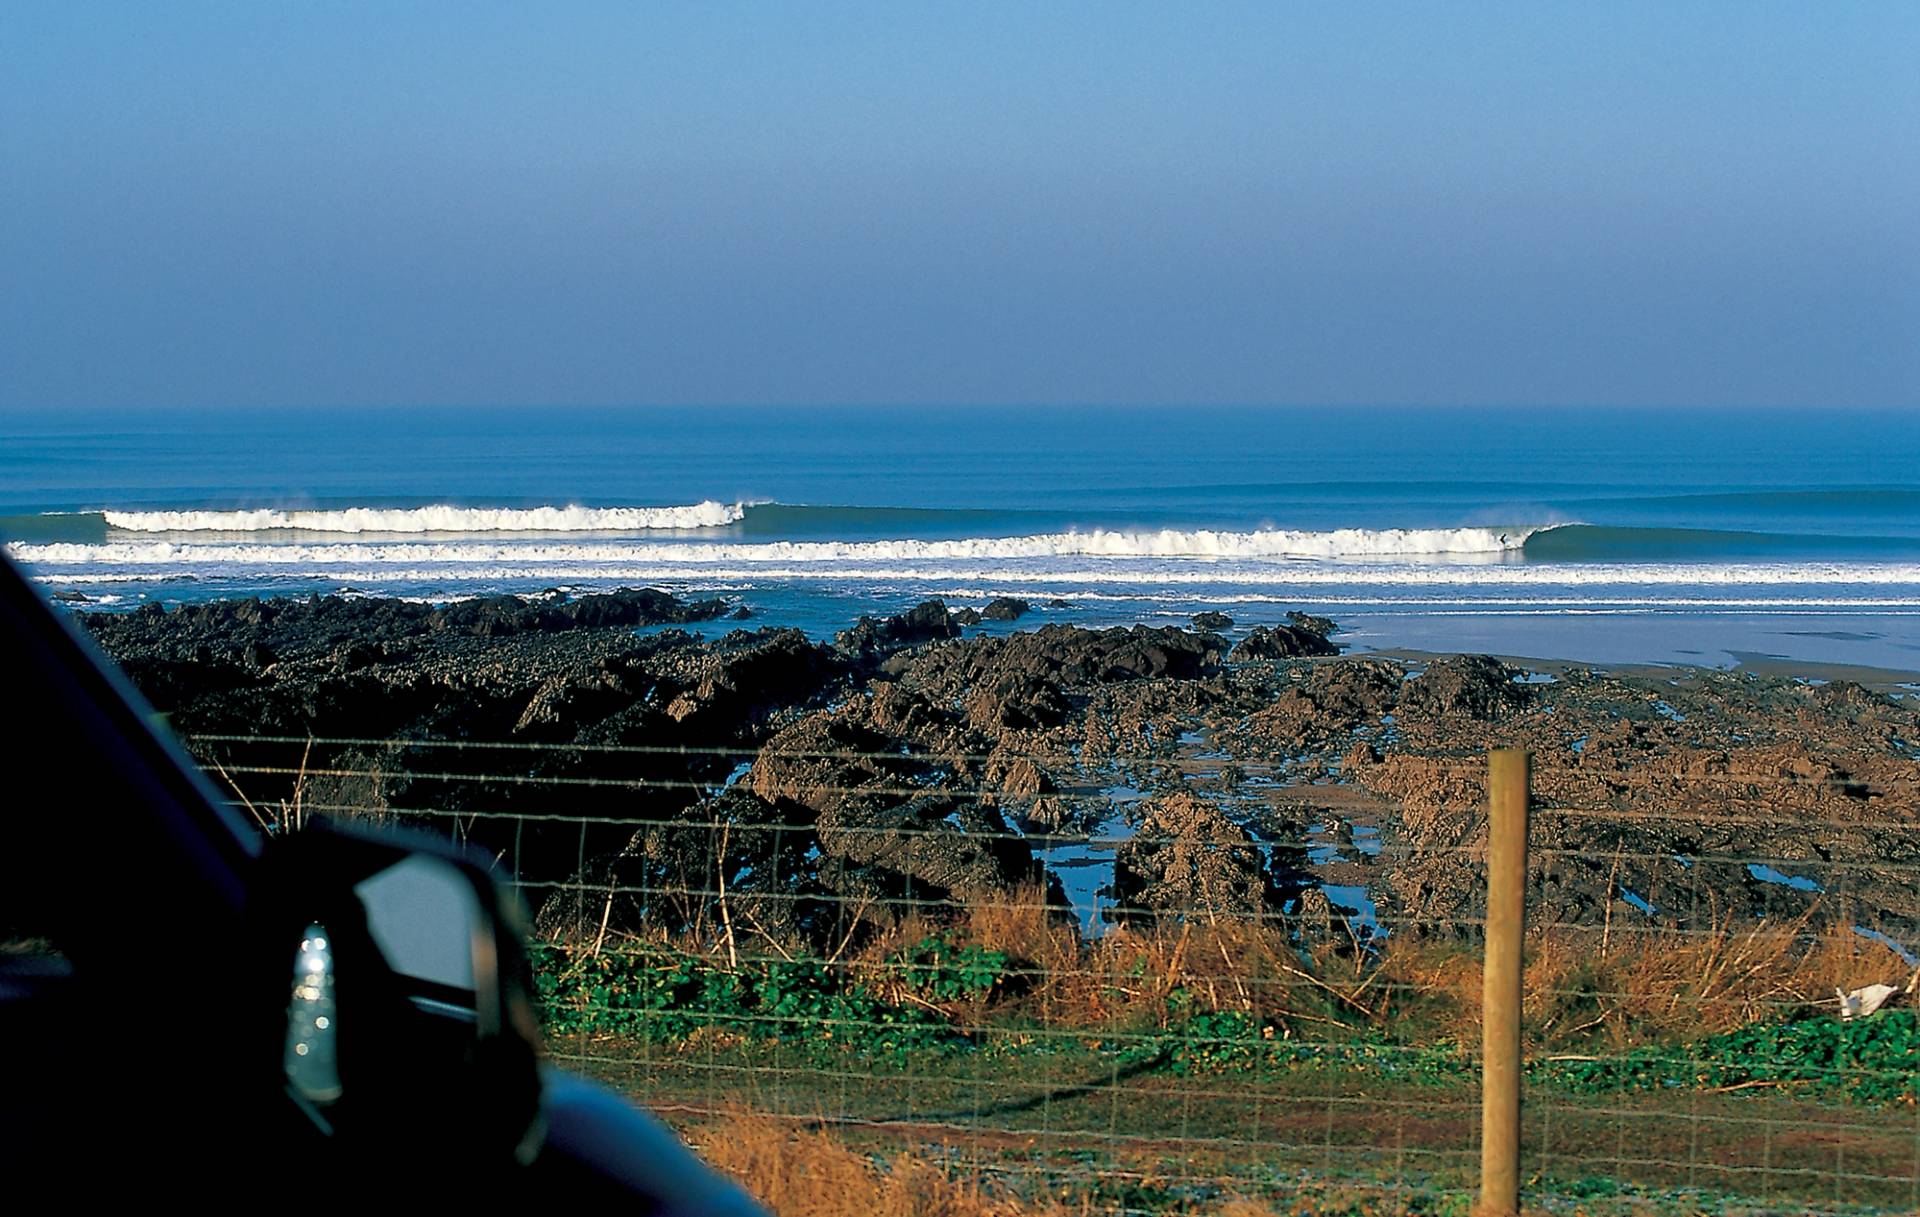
[1480,748,1531,1217]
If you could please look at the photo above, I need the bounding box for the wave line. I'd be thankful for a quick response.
[97,501,746,533]
[28,524,1539,563]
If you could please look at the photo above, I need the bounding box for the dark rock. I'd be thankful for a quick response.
[442,587,730,635]
[938,625,1226,688]
[952,608,982,626]
[657,628,844,730]
[745,716,1038,905]
[1310,662,1403,719]
[82,586,729,657]
[588,784,827,942]
[1113,792,1272,920]
[330,641,383,673]
[729,605,754,620]
[513,667,633,735]
[817,795,1034,905]
[855,680,939,735]
[1399,655,1529,721]
[1045,599,1073,609]
[1244,660,1401,747]
[78,589,839,785]
[1811,681,1889,710]
[1232,624,1339,661]
[981,597,1030,622]
[986,753,1056,800]
[79,583,1920,954]
[833,599,962,659]
[1191,611,1234,631]
[1290,887,1339,938]
[965,673,1072,732]
[1285,611,1338,638]
[746,716,894,812]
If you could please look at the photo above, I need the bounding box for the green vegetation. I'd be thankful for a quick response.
[1538,1009,1919,1104]
[533,942,962,1057]
[891,933,1010,1002]
[531,941,1917,1106]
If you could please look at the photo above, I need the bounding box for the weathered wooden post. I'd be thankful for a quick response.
[1479,748,1531,1217]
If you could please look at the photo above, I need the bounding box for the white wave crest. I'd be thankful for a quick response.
[43,524,1537,563]
[17,535,1920,591]
[99,501,745,534]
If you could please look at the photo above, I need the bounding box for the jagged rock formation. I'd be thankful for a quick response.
[81,591,1920,957]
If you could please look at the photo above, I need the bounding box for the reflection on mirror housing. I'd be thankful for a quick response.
[285,923,341,1104]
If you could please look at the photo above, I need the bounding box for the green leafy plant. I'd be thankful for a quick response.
[1537,1010,1919,1105]
[532,942,959,1056]
[889,933,1010,1002]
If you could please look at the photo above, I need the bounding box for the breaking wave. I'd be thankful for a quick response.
[96,501,746,533]
[21,524,1538,565]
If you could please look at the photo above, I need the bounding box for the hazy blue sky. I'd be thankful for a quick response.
[4,3,1916,409]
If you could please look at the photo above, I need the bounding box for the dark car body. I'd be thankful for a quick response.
[0,552,765,1210]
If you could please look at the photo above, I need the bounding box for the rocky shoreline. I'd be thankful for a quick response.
[84,588,1920,960]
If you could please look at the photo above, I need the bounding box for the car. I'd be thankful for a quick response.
[0,550,768,1210]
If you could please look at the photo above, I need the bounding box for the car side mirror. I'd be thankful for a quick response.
[253,819,545,1166]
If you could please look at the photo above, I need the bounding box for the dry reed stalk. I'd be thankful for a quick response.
[210,757,271,832]
[716,819,738,970]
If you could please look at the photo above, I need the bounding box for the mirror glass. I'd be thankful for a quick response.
[353,854,488,1007]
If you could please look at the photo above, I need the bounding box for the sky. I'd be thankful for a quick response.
[3,3,1916,410]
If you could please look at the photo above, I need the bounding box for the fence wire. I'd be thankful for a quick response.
[190,732,1920,1215]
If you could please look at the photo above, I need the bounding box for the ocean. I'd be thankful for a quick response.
[5,405,1920,674]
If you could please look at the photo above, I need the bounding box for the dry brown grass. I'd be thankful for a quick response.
[689,1115,1590,1217]
[688,1114,1078,1217]
[966,882,1083,974]
[844,889,1898,1054]
[935,892,1385,1033]
[1368,912,1901,1051]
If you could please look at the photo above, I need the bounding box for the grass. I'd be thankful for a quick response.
[553,1013,1918,1212]
[533,900,1919,1213]
[686,1112,1479,1217]
[674,1106,1913,1217]
[689,1114,1069,1217]
[535,895,1916,1085]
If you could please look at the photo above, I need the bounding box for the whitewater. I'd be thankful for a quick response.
[99,501,745,533]
[17,522,1538,565]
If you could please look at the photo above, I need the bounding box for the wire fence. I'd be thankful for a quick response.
[191,731,1920,1215]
